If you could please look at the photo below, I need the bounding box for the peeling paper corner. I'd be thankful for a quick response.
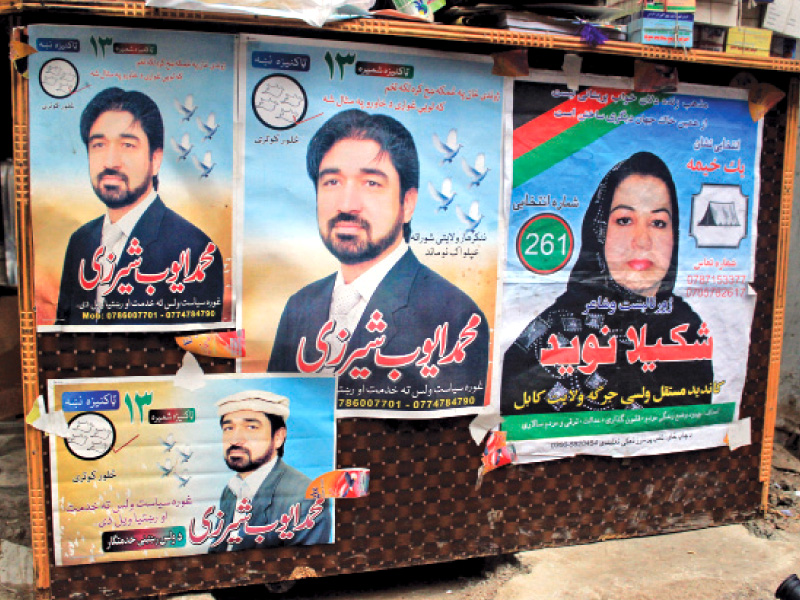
[175,330,245,358]
[173,351,207,391]
[9,40,37,61]
[24,395,42,426]
[476,431,516,489]
[726,417,751,450]
[469,411,503,445]
[749,83,785,121]
[305,468,370,499]
[10,40,36,77]
[562,54,583,91]
[28,395,70,437]
[491,49,529,77]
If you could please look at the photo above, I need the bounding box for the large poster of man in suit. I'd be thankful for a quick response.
[239,35,504,418]
[28,25,236,330]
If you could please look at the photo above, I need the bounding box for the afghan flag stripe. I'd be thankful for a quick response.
[513,96,667,188]
[513,119,618,187]
[513,87,626,160]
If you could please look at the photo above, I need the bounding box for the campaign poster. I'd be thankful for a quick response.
[29,25,236,331]
[239,35,504,418]
[496,72,760,460]
[49,375,336,566]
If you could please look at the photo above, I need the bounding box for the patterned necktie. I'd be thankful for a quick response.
[326,285,362,373]
[227,475,248,500]
[96,224,127,309]
[330,284,362,325]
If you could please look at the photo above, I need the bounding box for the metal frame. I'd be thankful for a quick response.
[7,12,799,598]
[2,0,800,71]
[761,79,799,512]
[11,25,49,592]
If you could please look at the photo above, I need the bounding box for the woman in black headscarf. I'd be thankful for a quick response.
[501,152,714,415]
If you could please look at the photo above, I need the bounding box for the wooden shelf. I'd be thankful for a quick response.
[6,2,799,598]
[3,0,800,72]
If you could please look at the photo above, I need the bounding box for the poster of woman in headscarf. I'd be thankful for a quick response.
[497,72,760,459]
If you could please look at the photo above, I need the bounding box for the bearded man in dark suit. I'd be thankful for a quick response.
[56,87,223,325]
[268,109,489,413]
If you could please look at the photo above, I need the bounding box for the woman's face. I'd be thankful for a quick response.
[604,173,674,297]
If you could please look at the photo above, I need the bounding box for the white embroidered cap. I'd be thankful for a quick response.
[216,390,290,419]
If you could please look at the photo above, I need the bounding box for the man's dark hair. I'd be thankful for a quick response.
[79,87,164,190]
[266,413,287,458]
[306,109,419,242]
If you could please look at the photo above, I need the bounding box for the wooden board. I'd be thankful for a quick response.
[9,18,797,599]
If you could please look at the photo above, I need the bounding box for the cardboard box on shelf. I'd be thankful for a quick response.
[741,1,762,27]
[771,34,798,56]
[694,24,727,50]
[726,25,773,54]
[628,10,695,46]
[694,0,739,26]
[763,0,800,38]
[607,0,695,15]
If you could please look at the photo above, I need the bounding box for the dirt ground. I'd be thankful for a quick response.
[3,419,800,600]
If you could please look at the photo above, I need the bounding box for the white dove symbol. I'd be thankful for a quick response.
[428,177,456,212]
[432,129,463,165]
[161,433,176,451]
[174,94,197,122]
[196,112,219,141]
[456,200,483,233]
[462,153,490,188]
[192,151,216,179]
[170,133,193,161]
[158,459,174,477]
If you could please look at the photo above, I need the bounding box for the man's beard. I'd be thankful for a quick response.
[92,169,151,210]
[321,213,404,265]
[224,443,275,473]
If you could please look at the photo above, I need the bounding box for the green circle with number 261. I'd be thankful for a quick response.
[516,214,574,274]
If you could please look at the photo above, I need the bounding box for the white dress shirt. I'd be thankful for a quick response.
[323,242,409,372]
[329,241,409,328]
[225,455,278,548]
[96,191,158,308]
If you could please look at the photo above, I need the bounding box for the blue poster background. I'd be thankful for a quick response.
[240,35,505,418]
[49,374,336,565]
[29,25,236,330]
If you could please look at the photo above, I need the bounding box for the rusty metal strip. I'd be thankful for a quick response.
[1,1,800,72]
[0,0,23,12]
[761,78,800,513]
[11,25,51,593]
